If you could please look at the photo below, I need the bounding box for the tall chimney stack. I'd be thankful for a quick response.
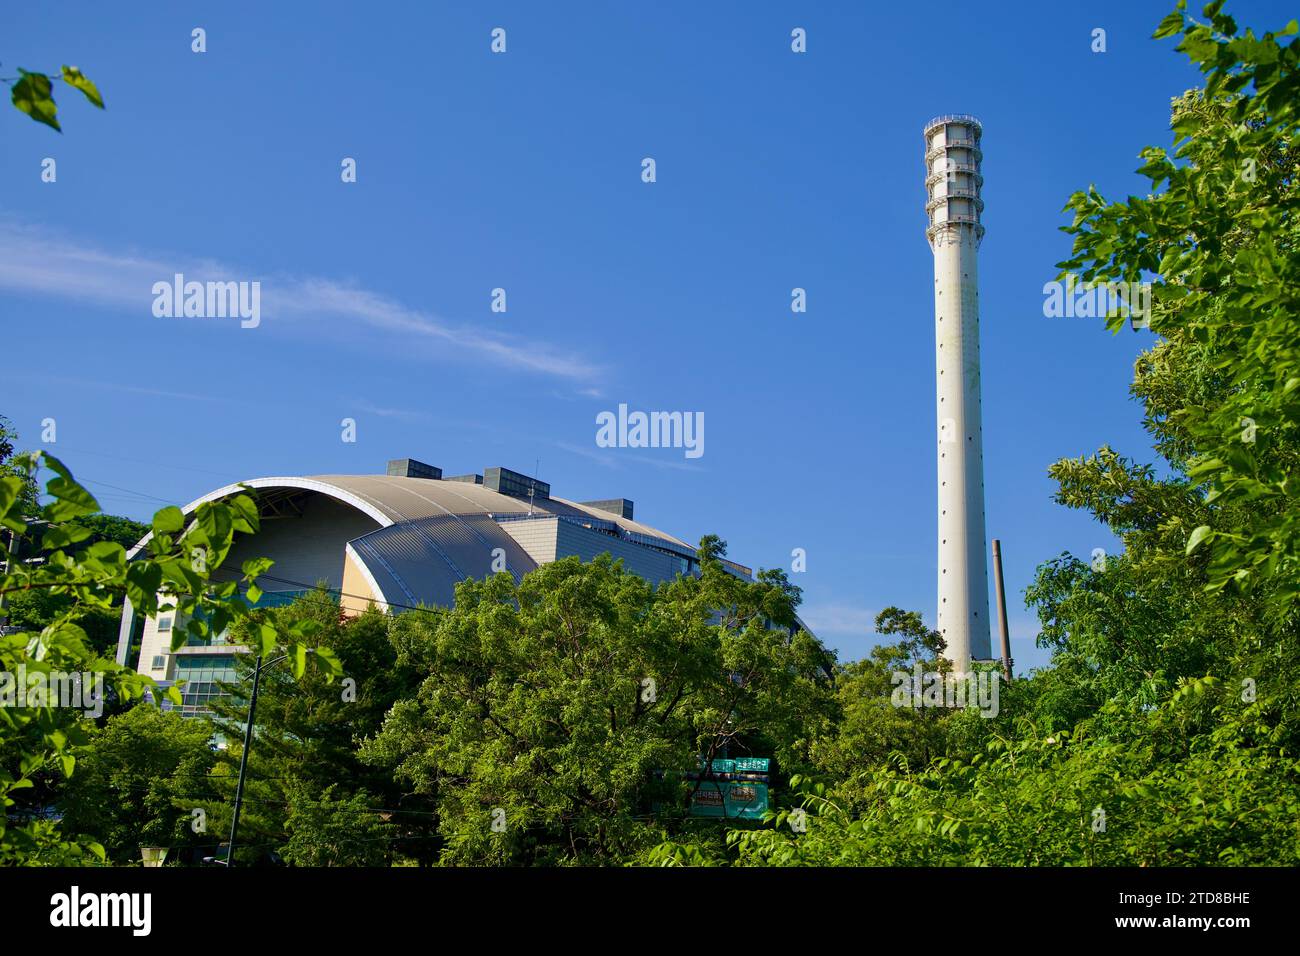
[924,114,991,670]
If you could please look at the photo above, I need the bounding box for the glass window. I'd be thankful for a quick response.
[174,654,237,717]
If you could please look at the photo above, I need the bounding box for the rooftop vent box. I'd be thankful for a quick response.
[387,458,442,480]
[581,498,634,521]
[444,474,483,485]
[484,467,549,500]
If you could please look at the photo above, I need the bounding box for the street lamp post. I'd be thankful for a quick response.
[226,652,287,867]
[140,846,169,867]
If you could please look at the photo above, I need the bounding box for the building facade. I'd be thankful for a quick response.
[116,460,753,714]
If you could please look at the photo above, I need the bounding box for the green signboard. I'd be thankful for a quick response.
[699,758,736,774]
[688,781,769,819]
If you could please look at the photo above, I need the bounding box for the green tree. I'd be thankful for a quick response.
[278,782,392,867]
[57,704,219,864]
[0,414,37,516]
[1059,1,1300,611]
[200,591,436,867]
[809,608,954,798]
[361,543,835,865]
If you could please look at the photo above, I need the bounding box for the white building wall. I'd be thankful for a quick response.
[136,608,179,678]
[499,517,560,565]
[132,493,380,675]
[223,494,379,595]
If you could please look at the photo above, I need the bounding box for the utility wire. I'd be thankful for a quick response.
[77,477,177,505]
[208,568,449,617]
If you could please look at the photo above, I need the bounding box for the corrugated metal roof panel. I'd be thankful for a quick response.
[301,475,693,553]
[348,513,539,610]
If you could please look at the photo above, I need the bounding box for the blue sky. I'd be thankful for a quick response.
[2,1,1291,671]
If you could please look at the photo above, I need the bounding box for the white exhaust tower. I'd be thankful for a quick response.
[924,114,991,669]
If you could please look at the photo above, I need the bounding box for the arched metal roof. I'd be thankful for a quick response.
[117,474,697,661]
[114,474,819,670]
[129,474,692,557]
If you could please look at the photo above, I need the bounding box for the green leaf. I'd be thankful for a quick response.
[11,69,59,131]
[1186,525,1213,555]
[241,556,274,580]
[85,540,124,562]
[289,619,322,639]
[40,523,92,550]
[40,454,99,520]
[0,476,21,523]
[289,643,308,679]
[152,505,186,534]
[1154,10,1185,39]
[226,493,261,535]
[313,646,342,679]
[257,623,277,657]
[60,66,104,109]
[125,562,164,610]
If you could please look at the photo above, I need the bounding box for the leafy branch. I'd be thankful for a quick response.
[2,62,105,131]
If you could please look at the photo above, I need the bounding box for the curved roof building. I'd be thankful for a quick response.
[117,460,749,713]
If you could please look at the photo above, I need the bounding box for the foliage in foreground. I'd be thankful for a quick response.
[0,450,335,865]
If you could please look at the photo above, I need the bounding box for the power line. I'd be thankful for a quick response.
[37,445,243,482]
[57,772,712,828]
[209,568,446,617]
[78,778,444,818]
[77,476,178,506]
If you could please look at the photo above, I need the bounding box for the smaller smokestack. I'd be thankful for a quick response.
[992,539,1013,682]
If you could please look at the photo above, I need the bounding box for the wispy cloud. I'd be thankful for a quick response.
[281,279,598,380]
[0,219,602,383]
[354,399,429,423]
[553,441,706,473]
[642,456,706,473]
[799,603,879,641]
[14,373,230,405]
[550,387,606,401]
[554,441,621,469]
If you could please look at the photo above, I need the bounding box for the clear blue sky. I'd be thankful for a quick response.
[3,1,1291,671]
